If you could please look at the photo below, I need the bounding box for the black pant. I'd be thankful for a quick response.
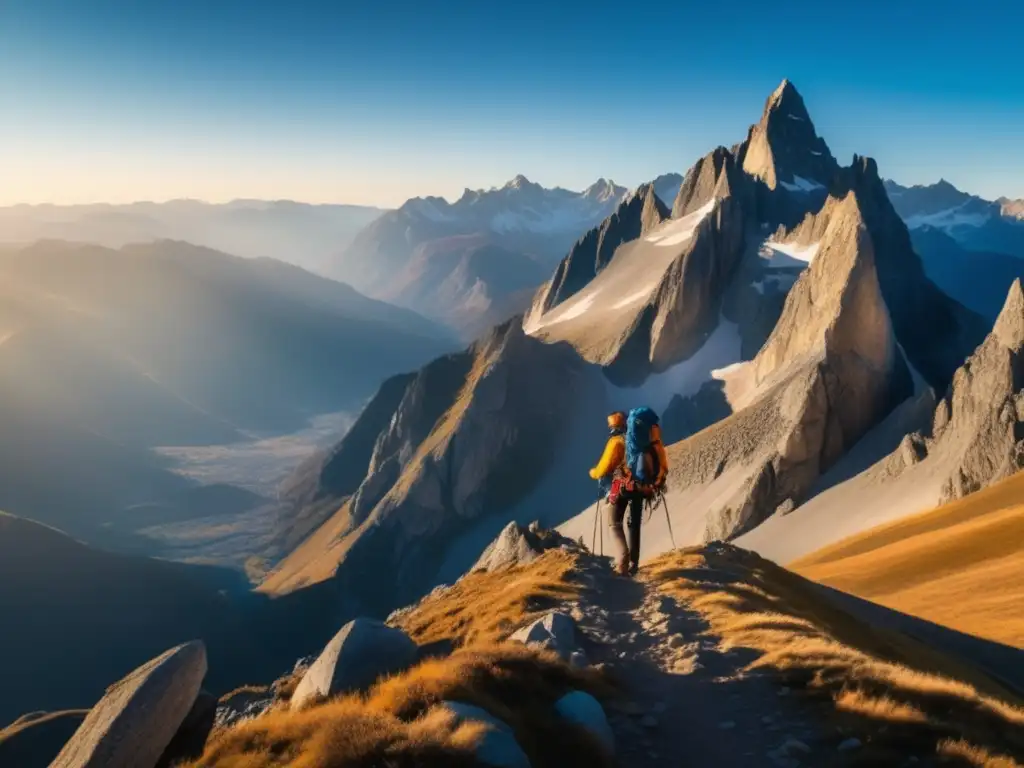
[611,490,644,567]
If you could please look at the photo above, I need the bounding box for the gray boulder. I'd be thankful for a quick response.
[439,701,531,768]
[290,618,417,709]
[471,522,580,573]
[509,612,582,662]
[51,640,207,768]
[554,690,614,754]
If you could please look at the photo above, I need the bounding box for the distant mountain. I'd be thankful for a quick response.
[0,240,454,544]
[0,199,383,274]
[884,179,1024,254]
[331,175,651,334]
[376,235,551,340]
[882,179,1024,318]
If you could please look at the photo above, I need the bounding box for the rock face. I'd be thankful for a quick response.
[832,157,986,389]
[911,279,1024,501]
[0,710,88,768]
[527,183,668,320]
[290,619,418,709]
[51,641,207,768]
[735,79,839,192]
[666,191,911,541]
[471,521,579,573]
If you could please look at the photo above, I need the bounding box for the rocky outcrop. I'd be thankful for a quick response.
[831,156,987,389]
[51,641,207,768]
[890,280,1024,501]
[671,146,749,219]
[290,619,418,709]
[471,521,580,573]
[528,183,668,319]
[667,191,912,540]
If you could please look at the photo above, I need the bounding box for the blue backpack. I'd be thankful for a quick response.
[625,406,661,485]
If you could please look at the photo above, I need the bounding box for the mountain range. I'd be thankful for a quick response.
[258,80,1017,647]
[0,199,383,274]
[883,178,1024,319]
[331,174,684,337]
[0,240,453,547]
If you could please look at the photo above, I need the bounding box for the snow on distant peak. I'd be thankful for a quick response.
[778,175,825,194]
[904,201,991,232]
[787,114,805,122]
[504,174,534,191]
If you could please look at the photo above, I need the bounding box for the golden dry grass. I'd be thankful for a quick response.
[187,644,614,768]
[649,545,1024,767]
[391,549,580,647]
[792,471,1024,648]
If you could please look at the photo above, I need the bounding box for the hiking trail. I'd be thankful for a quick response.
[562,556,874,768]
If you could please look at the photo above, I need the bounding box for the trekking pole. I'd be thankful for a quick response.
[660,492,677,549]
[591,496,601,554]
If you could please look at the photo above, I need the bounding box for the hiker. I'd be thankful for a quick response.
[589,408,668,576]
[588,411,632,575]
[620,407,669,574]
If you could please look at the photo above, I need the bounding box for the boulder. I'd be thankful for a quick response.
[51,640,207,768]
[290,618,417,709]
[509,612,581,661]
[439,701,531,768]
[155,690,217,768]
[554,690,614,754]
[472,522,580,573]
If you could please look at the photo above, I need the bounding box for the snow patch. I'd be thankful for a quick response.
[787,114,805,121]
[605,314,743,413]
[778,175,825,194]
[810,150,823,156]
[525,289,600,334]
[710,361,745,380]
[750,274,797,295]
[644,200,716,248]
[760,239,820,268]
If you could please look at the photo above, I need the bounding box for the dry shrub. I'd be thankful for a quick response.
[649,545,1024,766]
[392,549,579,647]
[189,643,615,768]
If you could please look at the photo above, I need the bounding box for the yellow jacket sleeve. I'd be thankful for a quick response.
[589,435,625,479]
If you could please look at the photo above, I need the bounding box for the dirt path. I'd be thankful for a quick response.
[563,557,855,768]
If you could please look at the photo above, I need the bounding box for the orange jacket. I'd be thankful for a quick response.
[589,434,625,480]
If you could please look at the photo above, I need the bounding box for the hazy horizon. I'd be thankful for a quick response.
[3,0,1023,207]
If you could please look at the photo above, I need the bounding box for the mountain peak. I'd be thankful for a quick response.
[503,174,539,192]
[582,177,624,203]
[740,80,838,191]
[993,278,1024,350]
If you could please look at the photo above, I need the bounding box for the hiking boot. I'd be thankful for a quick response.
[628,562,639,577]
[615,556,630,576]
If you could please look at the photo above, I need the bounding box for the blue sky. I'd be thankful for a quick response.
[2,0,1022,206]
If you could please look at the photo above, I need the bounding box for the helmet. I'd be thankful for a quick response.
[607,411,626,431]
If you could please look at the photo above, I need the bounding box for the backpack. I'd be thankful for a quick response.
[625,406,661,487]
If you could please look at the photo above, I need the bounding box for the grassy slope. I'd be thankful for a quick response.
[791,471,1024,648]
[650,545,1024,766]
